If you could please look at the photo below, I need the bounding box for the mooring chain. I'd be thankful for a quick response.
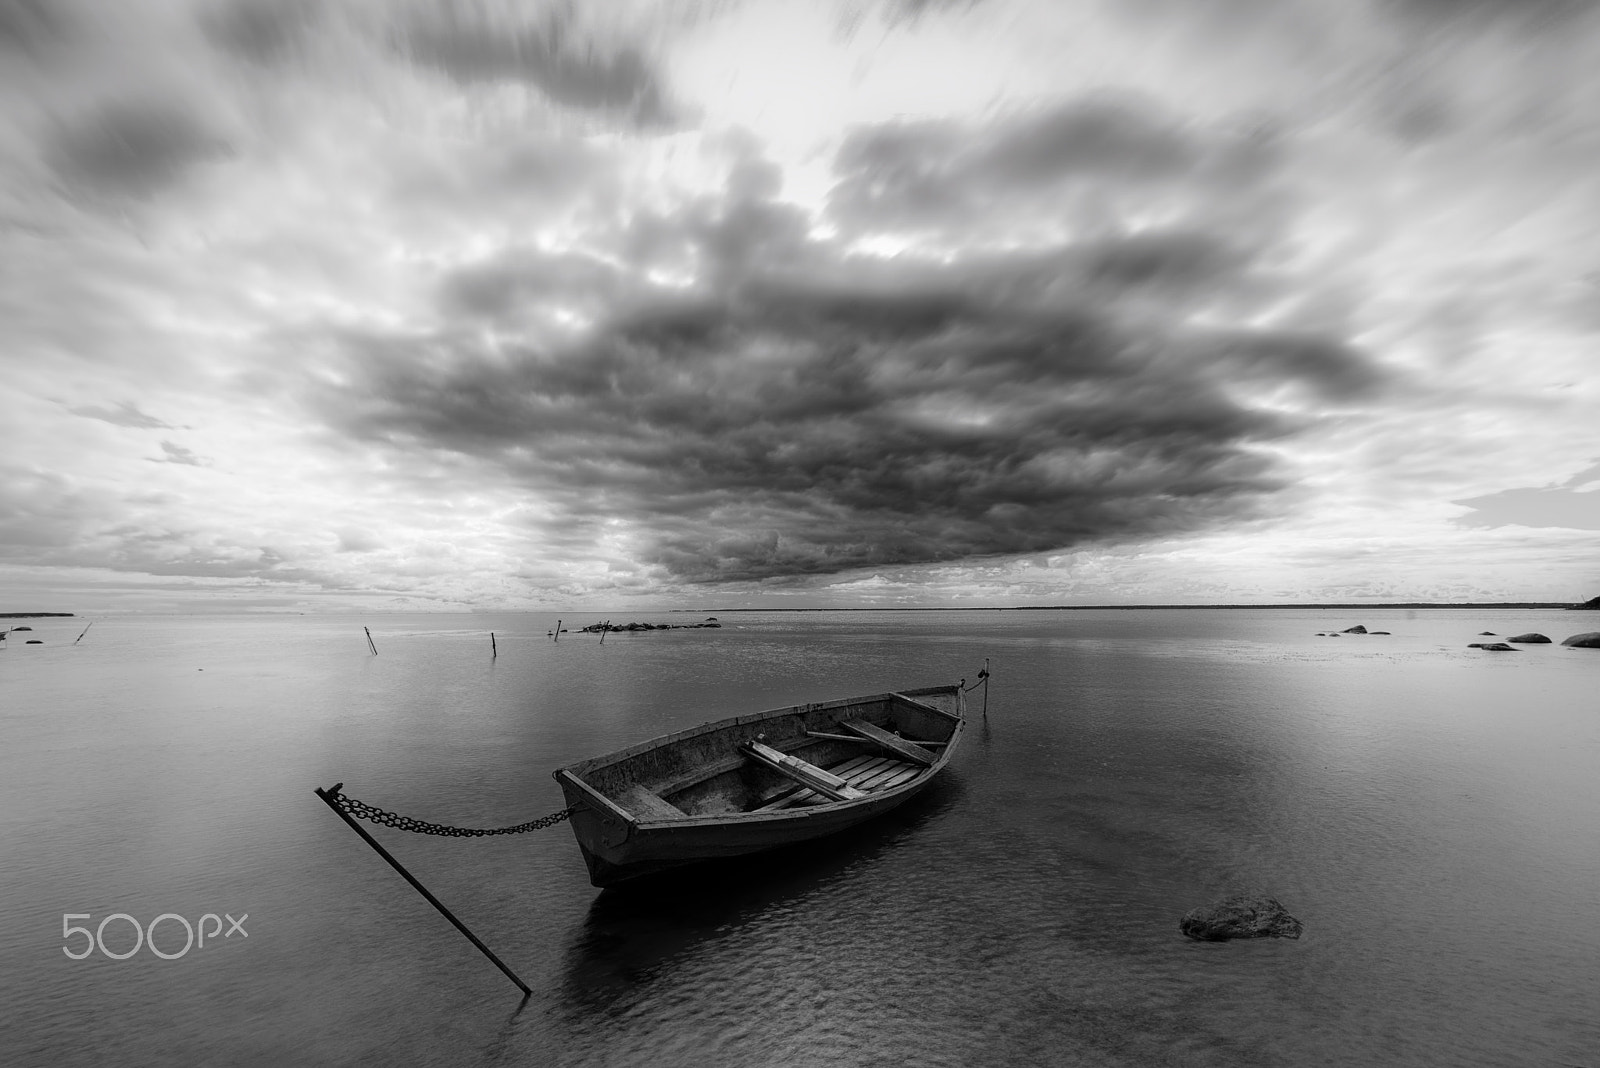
[330,790,575,837]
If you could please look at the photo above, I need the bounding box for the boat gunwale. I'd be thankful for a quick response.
[555,684,961,779]
[552,684,965,829]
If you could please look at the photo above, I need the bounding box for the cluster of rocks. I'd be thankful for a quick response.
[577,619,722,634]
[1313,623,1600,650]
[1468,631,1600,651]
[1,626,43,645]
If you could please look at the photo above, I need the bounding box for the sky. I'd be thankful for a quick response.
[2,0,1599,613]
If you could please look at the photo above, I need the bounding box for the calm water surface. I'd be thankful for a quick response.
[2,609,1597,1066]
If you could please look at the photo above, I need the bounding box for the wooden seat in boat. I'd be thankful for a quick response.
[751,752,924,812]
[620,784,686,820]
[839,719,938,766]
[743,741,869,802]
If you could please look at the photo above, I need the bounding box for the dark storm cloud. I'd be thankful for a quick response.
[47,99,228,201]
[439,247,625,321]
[1199,329,1385,402]
[312,264,1382,582]
[1079,231,1245,291]
[274,95,1392,586]
[395,4,670,123]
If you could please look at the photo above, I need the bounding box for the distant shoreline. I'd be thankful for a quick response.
[0,612,74,618]
[682,603,1592,612]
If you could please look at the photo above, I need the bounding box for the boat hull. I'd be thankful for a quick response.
[554,684,965,887]
[559,767,939,886]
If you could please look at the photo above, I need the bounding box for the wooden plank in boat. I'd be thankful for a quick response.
[889,691,960,720]
[743,741,868,802]
[839,720,938,767]
[752,755,894,812]
[830,754,883,778]
[842,756,896,783]
[855,760,916,790]
[619,784,687,820]
[648,735,817,799]
[866,764,924,792]
[751,791,808,813]
[806,730,873,743]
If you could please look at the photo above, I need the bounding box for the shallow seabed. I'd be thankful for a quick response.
[2,608,1597,1066]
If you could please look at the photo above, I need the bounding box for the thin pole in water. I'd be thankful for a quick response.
[553,619,561,642]
[313,785,531,997]
[74,621,93,645]
[491,632,497,657]
[364,627,378,655]
[981,657,990,718]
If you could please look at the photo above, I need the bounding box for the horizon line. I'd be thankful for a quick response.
[676,601,1596,612]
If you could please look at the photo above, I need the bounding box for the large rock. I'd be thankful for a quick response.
[1180,895,1303,941]
[1561,632,1600,648]
[1341,625,1367,634]
[1467,642,1515,651]
[1506,633,1551,644]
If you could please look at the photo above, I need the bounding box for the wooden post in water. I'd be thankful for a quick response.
[364,627,378,655]
[981,657,990,718]
[74,621,93,645]
[553,619,561,642]
[598,621,608,645]
[490,632,497,657]
[313,784,530,997]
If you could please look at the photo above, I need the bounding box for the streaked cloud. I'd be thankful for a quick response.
[47,99,230,202]
[68,402,173,429]
[393,3,673,124]
[1,0,1597,609]
[150,441,206,466]
[198,0,321,66]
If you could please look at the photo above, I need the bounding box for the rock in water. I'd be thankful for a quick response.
[1467,642,1515,651]
[1180,895,1303,941]
[1560,632,1600,648]
[1342,625,1367,634]
[1506,633,1551,644]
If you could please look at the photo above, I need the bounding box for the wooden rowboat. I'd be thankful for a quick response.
[553,683,967,887]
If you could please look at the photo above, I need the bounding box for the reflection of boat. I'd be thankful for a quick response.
[554,684,966,887]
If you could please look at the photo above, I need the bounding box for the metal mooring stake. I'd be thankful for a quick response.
[314,784,530,996]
